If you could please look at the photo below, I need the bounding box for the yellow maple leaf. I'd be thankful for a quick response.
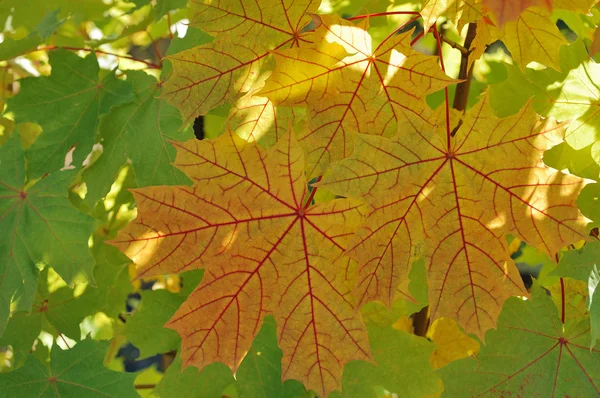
[427,317,480,369]
[420,0,486,32]
[553,0,598,12]
[111,130,370,396]
[262,14,455,177]
[493,7,568,70]
[321,94,589,338]
[549,278,590,323]
[163,0,320,125]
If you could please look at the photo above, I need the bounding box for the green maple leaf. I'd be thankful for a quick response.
[78,242,132,320]
[0,302,41,365]
[124,270,202,358]
[0,339,138,398]
[8,49,133,179]
[552,241,600,281]
[82,71,192,206]
[544,142,600,181]
[578,183,600,225]
[0,0,109,30]
[155,316,310,398]
[488,39,589,118]
[438,285,600,396]
[235,316,310,398]
[332,325,442,398]
[124,289,182,357]
[0,131,96,337]
[155,0,187,20]
[155,357,234,398]
[0,245,129,362]
[0,9,63,62]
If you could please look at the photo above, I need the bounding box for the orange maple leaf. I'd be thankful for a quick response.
[321,94,589,338]
[111,131,371,396]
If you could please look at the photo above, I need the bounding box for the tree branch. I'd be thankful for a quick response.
[451,23,477,113]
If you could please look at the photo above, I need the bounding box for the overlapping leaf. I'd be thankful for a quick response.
[82,71,192,206]
[333,325,443,398]
[322,94,588,337]
[439,285,600,396]
[111,131,370,396]
[420,0,485,32]
[420,0,581,72]
[227,74,306,148]
[552,240,600,281]
[262,15,455,176]
[483,0,551,26]
[124,270,203,357]
[543,59,600,153]
[163,0,320,124]
[493,7,568,71]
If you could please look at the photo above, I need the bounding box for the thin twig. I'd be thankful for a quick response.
[348,11,421,21]
[440,35,470,55]
[167,13,174,40]
[134,384,156,390]
[36,46,162,69]
[146,30,163,65]
[560,278,566,324]
[303,176,322,210]
[58,334,71,349]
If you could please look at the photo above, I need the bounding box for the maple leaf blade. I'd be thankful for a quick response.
[455,97,590,257]
[113,131,370,396]
[228,75,305,147]
[322,94,588,338]
[496,7,567,71]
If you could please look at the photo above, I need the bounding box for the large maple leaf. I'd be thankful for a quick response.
[321,94,589,338]
[162,0,319,125]
[261,15,455,177]
[111,131,371,395]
